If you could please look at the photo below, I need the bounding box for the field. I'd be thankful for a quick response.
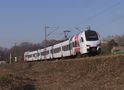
[0,55,124,90]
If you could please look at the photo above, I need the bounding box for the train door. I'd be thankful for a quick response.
[79,36,87,54]
[50,46,53,59]
[70,34,80,56]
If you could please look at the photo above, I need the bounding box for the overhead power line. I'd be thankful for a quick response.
[84,0,124,23]
[100,14,124,29]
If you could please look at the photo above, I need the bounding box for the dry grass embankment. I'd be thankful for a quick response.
[0,55,124,90]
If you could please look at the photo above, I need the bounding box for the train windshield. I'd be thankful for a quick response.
[85,30,98,41]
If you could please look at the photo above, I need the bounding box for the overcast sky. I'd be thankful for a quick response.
[0,0,124,48]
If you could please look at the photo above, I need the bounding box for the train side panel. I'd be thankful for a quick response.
[61,40,71,57]
[46,46,53,60]
[79,30,101,54]
[53,43,62,59]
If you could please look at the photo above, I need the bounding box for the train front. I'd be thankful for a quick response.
[79,30,101,55]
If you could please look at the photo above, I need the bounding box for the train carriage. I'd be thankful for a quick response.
[52,43,62,59]
[61,40,71,57]
[24,50,38,61]
[70,34,80,56]
[45,46,53,59]
[79,30,101,55]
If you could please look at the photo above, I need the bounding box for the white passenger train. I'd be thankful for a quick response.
[24,30,101,61]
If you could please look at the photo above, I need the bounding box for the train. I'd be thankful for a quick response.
[24,29,101,61]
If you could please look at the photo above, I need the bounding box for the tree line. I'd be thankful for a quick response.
[0,35,124,63]
[0,39,63,63]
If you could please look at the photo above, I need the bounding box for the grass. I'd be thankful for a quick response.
[0,55,124,90]
[0,75,12,86]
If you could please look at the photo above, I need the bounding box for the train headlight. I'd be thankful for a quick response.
[97,43,101,46]
[86,45,90,47]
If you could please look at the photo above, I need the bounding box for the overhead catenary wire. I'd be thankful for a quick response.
[99,14,124,29]
[82,0,124,35]
[83,0,124,24]
[97,0,124,30]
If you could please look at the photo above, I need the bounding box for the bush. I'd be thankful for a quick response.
[101,39,118,55]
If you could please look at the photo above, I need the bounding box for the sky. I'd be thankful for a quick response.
[0,0,124,48]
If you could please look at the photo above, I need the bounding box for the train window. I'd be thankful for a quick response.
[62,46,65,51]
[68,44,70,50]
[33,54,35,57]
[25,55,28,58]
[37,53,39,56]
[53,47,61,53]
[41,51,45,55]
[85,30,98,41]
[46,51,49,55]
[81,37,84,42]
[70,43,73,48]
[28,55,31,58]
[70,43,72,48]
[41,50,49,55]
[73,42,75,47]
[51,50,53,54]
[62,44,70,51]
[37,53,39,57]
